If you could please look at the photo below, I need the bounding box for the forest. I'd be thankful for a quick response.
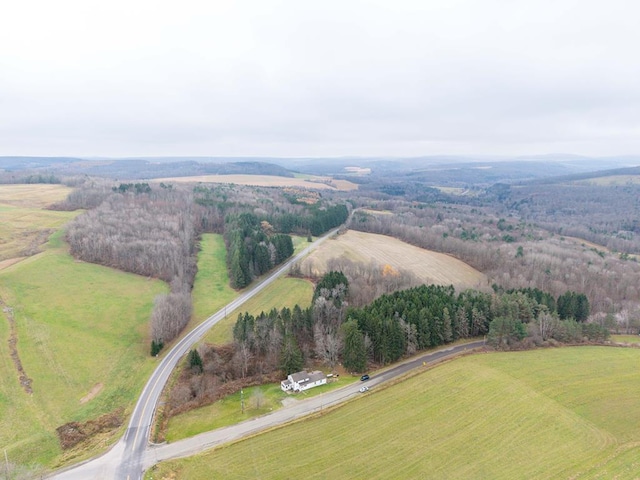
[62,179,349,352]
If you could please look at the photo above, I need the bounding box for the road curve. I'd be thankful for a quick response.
[50,227,341,480]
[143,340,485,470]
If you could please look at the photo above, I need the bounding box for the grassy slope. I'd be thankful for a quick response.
[204,276,313,345]
[147,347,640,480]
[190,234,237,325]
[0,184,74,261]
[0,230,167,467]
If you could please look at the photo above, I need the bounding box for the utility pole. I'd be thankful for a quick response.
[240,389,245,414]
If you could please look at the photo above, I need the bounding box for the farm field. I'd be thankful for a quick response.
[0,184,75,263]
[301,230,487,290]
[0,229,167,468]
[153,174,358,191]
[146,347,640,480]
[204,276,314,345]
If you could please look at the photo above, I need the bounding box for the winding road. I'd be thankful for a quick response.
[49,224,484,480]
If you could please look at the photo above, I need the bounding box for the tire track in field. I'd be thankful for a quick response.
[0,297,33,394]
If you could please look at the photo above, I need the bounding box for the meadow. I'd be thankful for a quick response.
[0,185,167,469]
[190,234,237,326]
[0,230,167,468]
[302,230,488,290]
[0,184,74,264]
[146,347,640,480]
[204,276,314,345]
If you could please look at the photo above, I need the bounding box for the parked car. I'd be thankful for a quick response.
[360,374,370,381]
[359,386,369,393]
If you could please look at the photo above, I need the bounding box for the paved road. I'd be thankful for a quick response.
[50,228,340,480]
[143,340,485,469]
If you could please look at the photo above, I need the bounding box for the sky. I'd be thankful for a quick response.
[1,0,639,158]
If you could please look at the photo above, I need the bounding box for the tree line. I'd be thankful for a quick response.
[347,201,640,318]
[223,213,294,289]
[166,270,606,423]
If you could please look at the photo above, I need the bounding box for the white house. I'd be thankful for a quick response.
[281,370,327,392]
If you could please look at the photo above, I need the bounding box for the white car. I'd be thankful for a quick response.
[359,386,369,393]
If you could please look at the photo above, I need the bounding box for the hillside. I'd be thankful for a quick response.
[301,230,487,290]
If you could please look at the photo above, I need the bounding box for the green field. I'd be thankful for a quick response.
[0,230,167,468]
[190,234,237,325]
[204,276,314,345]
[147,347,640,479]
[165,375,360,442]
[611,334,640,344]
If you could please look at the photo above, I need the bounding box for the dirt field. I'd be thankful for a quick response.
[301,230,487,290]
[152,174,358,191]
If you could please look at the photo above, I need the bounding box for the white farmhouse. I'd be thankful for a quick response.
[280,370,327,392]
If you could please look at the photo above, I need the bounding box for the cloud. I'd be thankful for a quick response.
[1,0,639,156]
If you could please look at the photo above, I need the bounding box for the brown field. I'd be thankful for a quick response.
[152,174,358,191]
[301,230,487,289]
[0,184,72,208]
[0,184,76,264]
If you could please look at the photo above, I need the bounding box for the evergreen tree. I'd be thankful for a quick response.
[188,349,203,373]
[442,307,453,343]
[279,334,304,375]
[341,319,367,372]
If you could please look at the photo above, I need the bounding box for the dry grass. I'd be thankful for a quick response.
[0,184,76,263]
[0,184,72,208]
[152,174,358,191]
[301,230,487,290]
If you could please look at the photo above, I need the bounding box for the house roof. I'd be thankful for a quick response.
[289,370,326,384]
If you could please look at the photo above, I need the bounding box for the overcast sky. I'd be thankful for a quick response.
[1,0,639,158]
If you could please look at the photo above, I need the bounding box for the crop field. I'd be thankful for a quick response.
[0,230,166,468]
[0,184,75,263]
[204,276,314,345]
[301,230,487,290]
[153,174,358,191]
[147,347,640,480]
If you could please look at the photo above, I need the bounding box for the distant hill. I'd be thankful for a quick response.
[0,157,295,180]
[0,156,82,171]
[516,165,640,186]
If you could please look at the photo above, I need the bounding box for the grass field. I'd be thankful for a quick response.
[0,229,167,468]
[204,276,314,345]
[190,234,237,326]
[302,230,487,290]
[152,174,358,191]
[147,347,640,479]
[164,375,360,442]
[0,184,75,263]
[611,334,640,344]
